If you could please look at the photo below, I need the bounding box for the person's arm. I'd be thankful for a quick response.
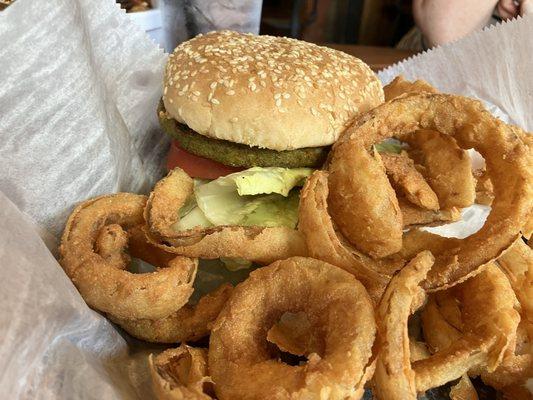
[413,0,500,47]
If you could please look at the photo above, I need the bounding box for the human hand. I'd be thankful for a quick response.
[496,0,533,18]
[497,0,519,18]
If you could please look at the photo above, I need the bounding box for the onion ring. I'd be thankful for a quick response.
[398,197,461,227]
[405,129,476,209]
[110,283,232,343]
[483,239,532,396]
[383,75,438,101]
[409,340,430,362]
[497,239,533,338]
[208,257,376,400]
[329,93,532,289]
[149,345,213,400]
[449,375,478,400]
[328,142,403,258]
[298,170,403,303]
[474,168,494,206]
[266,311,322,357]
[381,151,439,211]
[95,224,131,269]
[372,251,434,399]
[373,254,520,398]
[59,194,197,320]
[418,263,521,392]
[144,168,308,264]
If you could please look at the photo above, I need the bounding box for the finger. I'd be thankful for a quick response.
[497,0,520,19]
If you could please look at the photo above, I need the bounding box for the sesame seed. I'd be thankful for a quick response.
[230,117,239,122]
[167,31,375,121]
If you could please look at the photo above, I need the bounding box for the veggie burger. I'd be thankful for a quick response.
[157,30,384,237]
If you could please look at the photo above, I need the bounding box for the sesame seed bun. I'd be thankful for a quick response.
[162,31,384,151]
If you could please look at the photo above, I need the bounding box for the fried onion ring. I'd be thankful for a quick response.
[329,93,532,289]
[372,251,434,400]
[484,239,533,396]
[497,239,533,337]
[474,168,494,206]
[149,345,213,400]
[266,311,322,357]
[328,143,403,258]
[298,170,403,303]
[144,168,308,264]
[381,151,439,211]
[419,263,521,392]
[449,375,478,400]
[398,197,461,227]
[209,257,376,400]
[405,129,476,209]
[373,254,520,398]
[59,194,197,320]
[383,75,438,101]
[110,284,232,343]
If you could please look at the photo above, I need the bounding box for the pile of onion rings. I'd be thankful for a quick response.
[421,238,532,399]
[56,75,532,399]
[306,91,532,290]
[59,193,232,343]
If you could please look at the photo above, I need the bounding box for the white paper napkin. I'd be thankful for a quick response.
[0,0,168,250]
[0,2,531,399]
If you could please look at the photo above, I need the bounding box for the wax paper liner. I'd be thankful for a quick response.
[1,2,532,399]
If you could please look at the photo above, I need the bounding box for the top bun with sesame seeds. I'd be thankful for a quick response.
[163,31,383,150]
[159,31,384,178]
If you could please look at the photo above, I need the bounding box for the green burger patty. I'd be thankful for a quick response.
[158,100,329,168]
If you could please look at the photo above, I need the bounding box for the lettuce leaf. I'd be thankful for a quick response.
[174,167,312,231]
[220,257,253,271]
[375,140,403,154]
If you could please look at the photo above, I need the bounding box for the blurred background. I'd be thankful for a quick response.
[111,0,414,48]
[117,0,416,70]
[0,0,412,46]
[2,0,529,71]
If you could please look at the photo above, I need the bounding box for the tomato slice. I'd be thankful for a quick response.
[166,140,244,179]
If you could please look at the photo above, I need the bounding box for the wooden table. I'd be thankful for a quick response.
[324,44,417,72]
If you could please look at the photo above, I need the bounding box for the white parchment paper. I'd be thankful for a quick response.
[0,1,531,398]
[0,0,168,250]
[0,0,168,398]
[379,15,533,132]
